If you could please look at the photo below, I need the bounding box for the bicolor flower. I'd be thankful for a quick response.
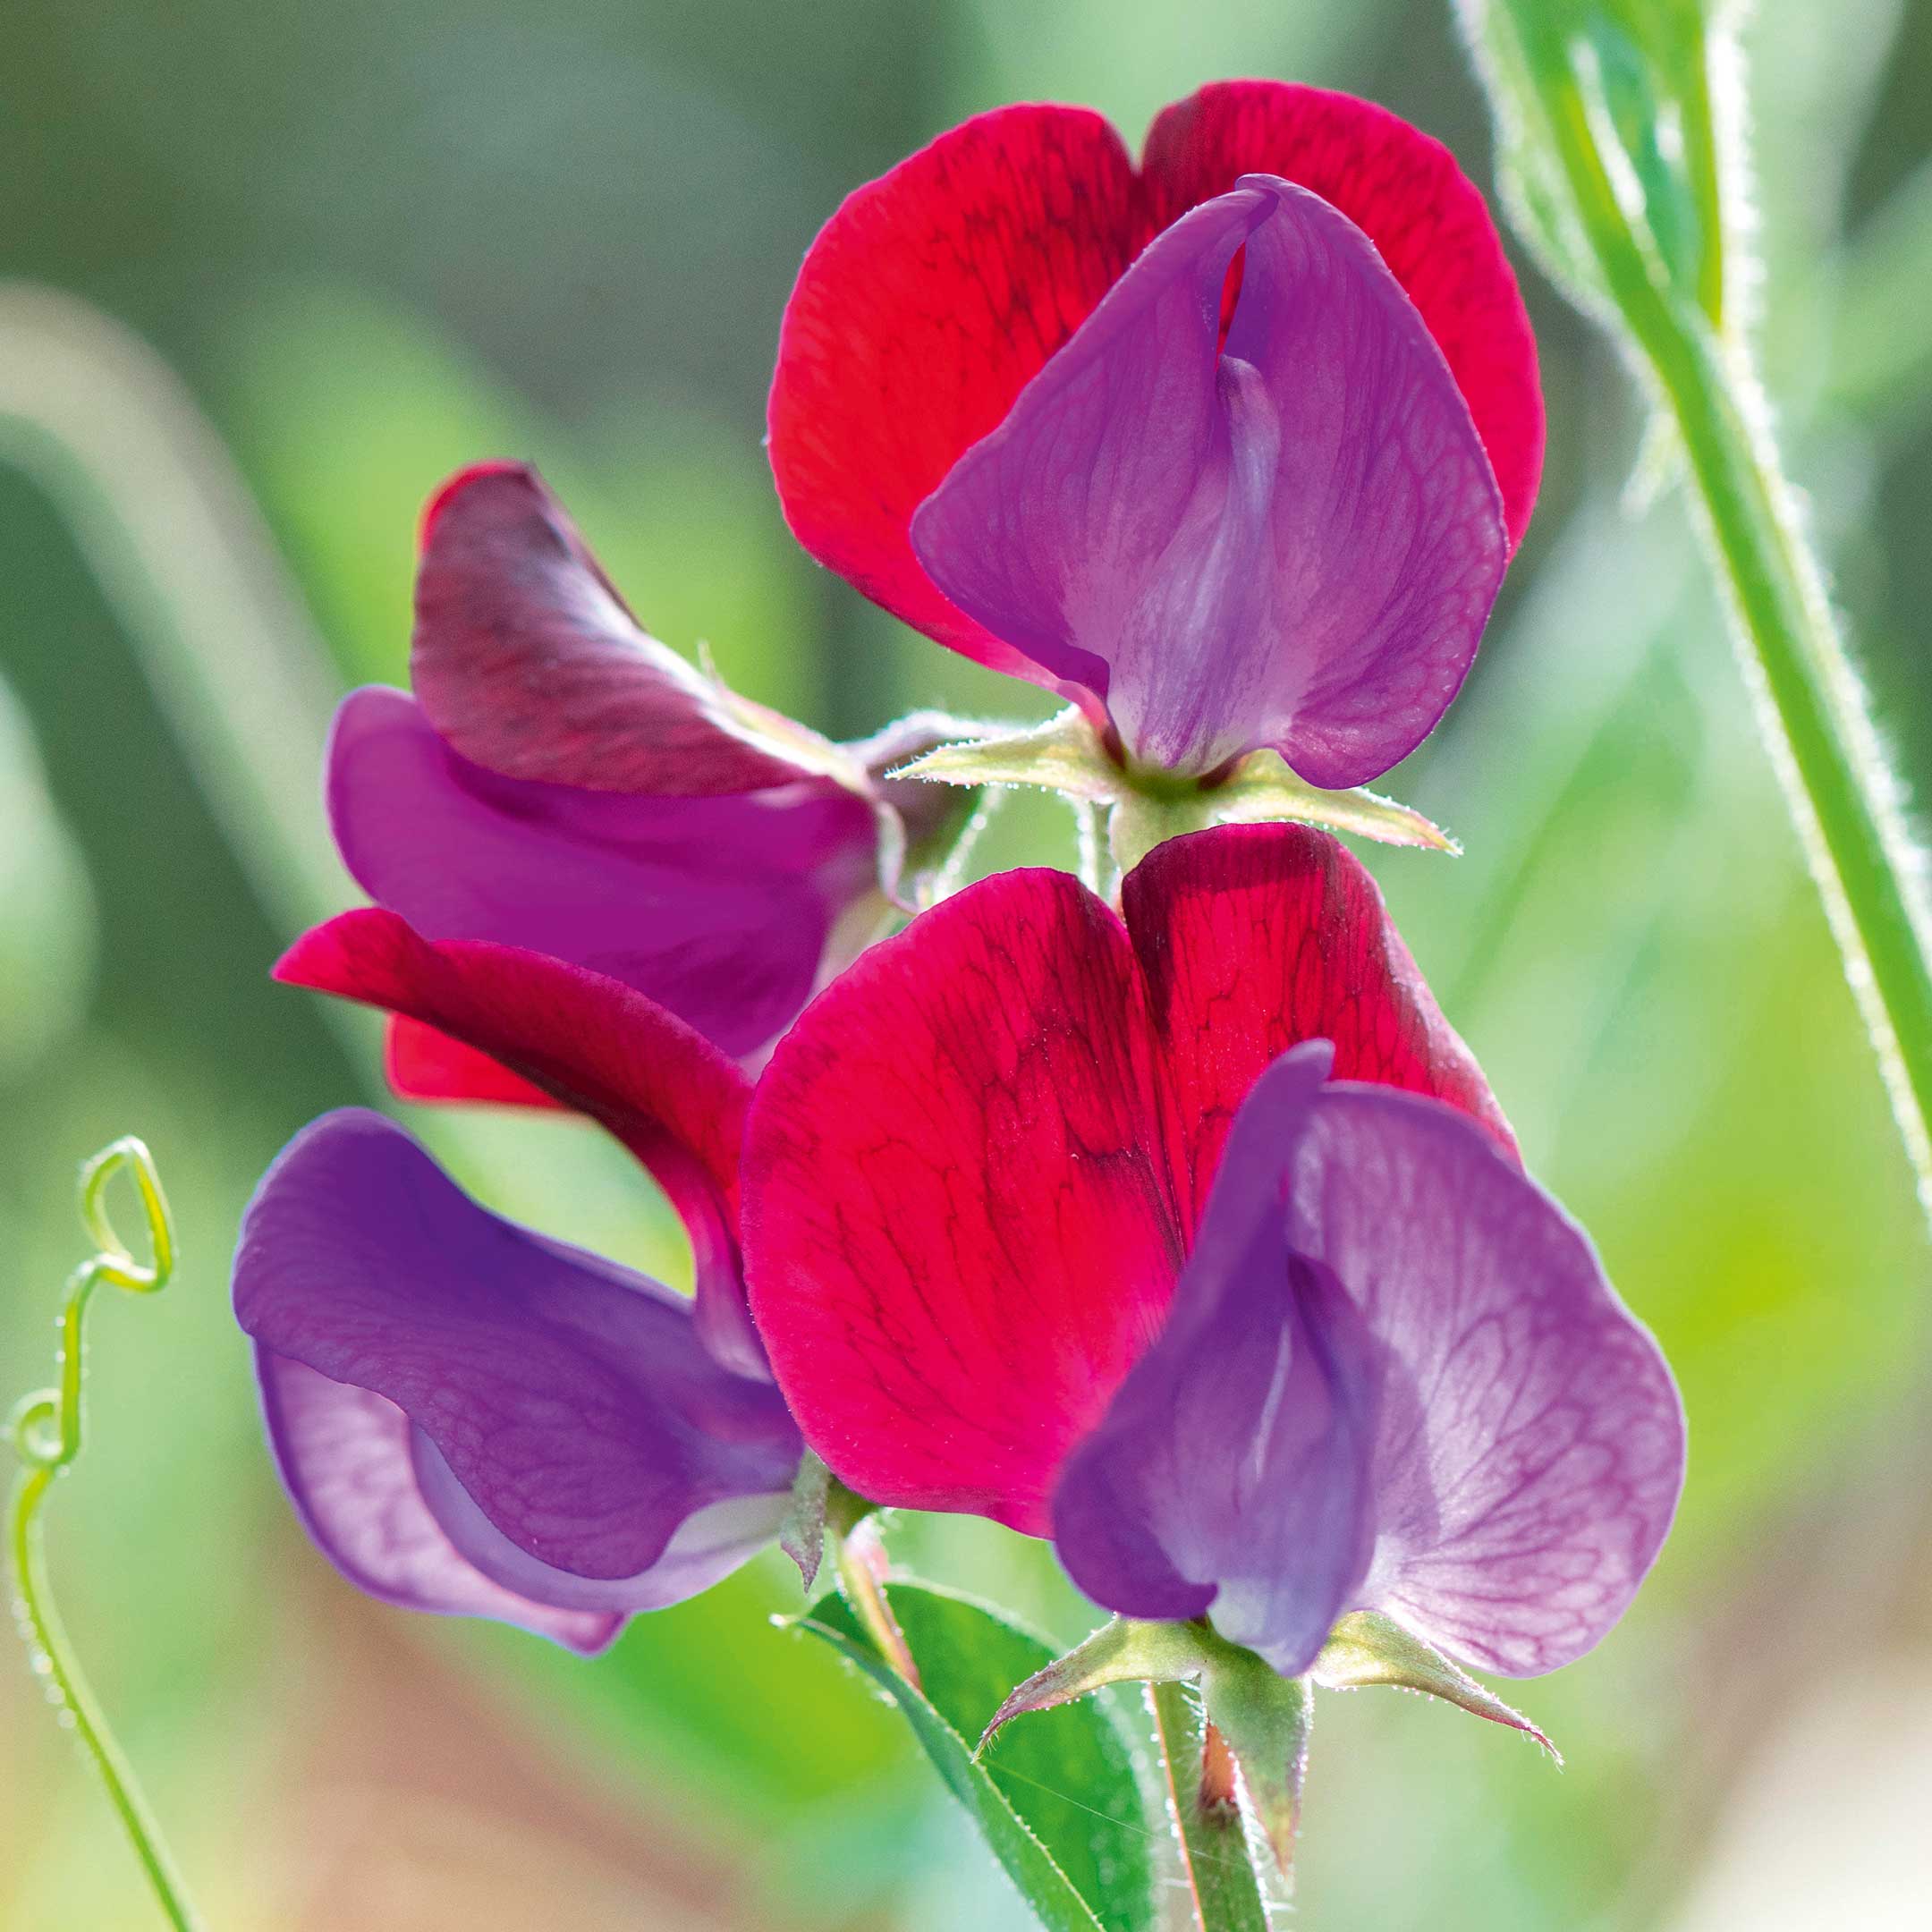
[234,905,801,1648]
[769,81,1541,787]
[337,461,964,1104]
[742,826,1683,1679]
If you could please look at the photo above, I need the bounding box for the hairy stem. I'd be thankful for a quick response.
[1492,29,1932,1213]
[1146,1680,1271,1932]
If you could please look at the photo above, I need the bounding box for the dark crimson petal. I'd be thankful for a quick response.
[1284,1082,1685,1676]
[257,1352,620,1652]
[275,910,765,1377]
[1141,80,1544,550]
[1120,824,1513,1233]
[767,106,1143,681]
[329,687,876,1057]
[1055,1045,1382,1674]
[413,462,831,794]
[741,869,1181,1535]
[238,1114,801,1643]
[912,176,1505,784]
[386,1015,561,1110]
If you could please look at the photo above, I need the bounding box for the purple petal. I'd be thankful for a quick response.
[328,687,878,1057]
[1287,1080,1684,1677]
[234,1111,801,1644]
[1053,1044,1383,1674]
[256,1353,620,1652]
[911,176,1507,784]
[413,462,834,796]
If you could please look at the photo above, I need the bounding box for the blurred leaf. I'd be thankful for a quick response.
[802,1582,1155,1932]
[0,673,95,1078]
[1455,0,1733,328]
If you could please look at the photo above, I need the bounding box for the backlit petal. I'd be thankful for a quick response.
[413,462,832,795]
[768,106,1141,682]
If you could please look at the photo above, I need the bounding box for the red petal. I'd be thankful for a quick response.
[1141,81,1544,549]
[414,463,823,795]
[741,870,1181,1534]
[385,1015,561,1110]
[276,910,765,1377]
[767,106,1142,679]
[1120,825,1515,1233]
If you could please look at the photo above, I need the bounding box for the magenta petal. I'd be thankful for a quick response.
[235,1111,800,1643]
[1292,1081,1685,1677]
[413,462,825,796]
[328,688,877,1057]
[1053,1045,1381,1674]
[911,177,1507,784]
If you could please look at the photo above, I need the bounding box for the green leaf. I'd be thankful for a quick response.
[799,1583,1155,1932]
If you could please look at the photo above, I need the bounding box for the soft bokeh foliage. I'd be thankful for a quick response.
[2,0,1930,1926]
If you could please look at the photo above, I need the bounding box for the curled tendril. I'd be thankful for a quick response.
[9,1136,205,1931]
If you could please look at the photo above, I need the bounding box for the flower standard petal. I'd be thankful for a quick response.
[412,462,835,795]
[1141,80,1544,549]
[912,176,1507,784]
[328,686,877,1058]
[772,84,1538,715]
[1120,824,1514,1233]
[741,869,1181,1535]
[275,910,764,1377]
[768,105,1144,682]
[236,1112,801,1648]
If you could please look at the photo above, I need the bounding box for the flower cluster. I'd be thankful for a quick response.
[233,79,1683,1835]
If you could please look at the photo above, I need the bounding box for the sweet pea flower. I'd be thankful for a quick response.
[742,826,1683,1678]
[338,461,964,1104]
[769,82,1542,787]
[234,906,802,1648]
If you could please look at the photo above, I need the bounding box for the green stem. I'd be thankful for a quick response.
[825,1486,920,1689]
[1146,1680,1271,1932]
[1528,38,1932,1210]
[10,1465,203,1930]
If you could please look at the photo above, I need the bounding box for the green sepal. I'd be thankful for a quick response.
[1106,758,1456,875]
[1313,1610,1560,1760]
[777,1450,833,1592]
[893,706,1456,873]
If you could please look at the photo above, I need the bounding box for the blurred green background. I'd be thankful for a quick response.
[4,0,1931,1926]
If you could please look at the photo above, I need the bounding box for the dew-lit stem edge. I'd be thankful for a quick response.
[1499,34,1932,1218]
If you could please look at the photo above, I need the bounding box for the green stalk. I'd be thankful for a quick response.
[1146,1681,1271,1932]
[1478,19,1932,1208]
